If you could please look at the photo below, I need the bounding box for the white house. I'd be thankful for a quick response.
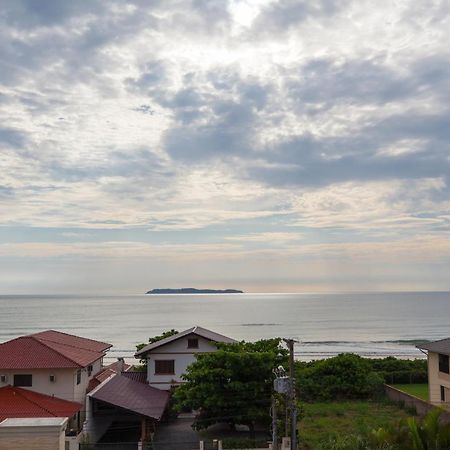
[135,326,236,390]
[417,338,450,404]
[0,330,112,406]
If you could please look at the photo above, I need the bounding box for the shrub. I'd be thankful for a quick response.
[297,354,384,402]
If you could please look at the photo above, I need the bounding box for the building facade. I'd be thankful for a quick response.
[417,338,450,404]
[135,326,236,390]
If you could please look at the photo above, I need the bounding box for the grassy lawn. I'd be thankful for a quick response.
[299,401,409,449]
[392,384,428,401]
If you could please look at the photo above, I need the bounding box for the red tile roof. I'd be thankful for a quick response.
[87,360,132,393]
[89,374,169,420]
[0,386,82,421]
[0,330,112,369]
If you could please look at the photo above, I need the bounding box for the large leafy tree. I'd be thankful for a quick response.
[174,339,288,432]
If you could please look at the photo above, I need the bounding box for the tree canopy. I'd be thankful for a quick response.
[173,338,288,431]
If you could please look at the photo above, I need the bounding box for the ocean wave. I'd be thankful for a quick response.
[301,339,430,346]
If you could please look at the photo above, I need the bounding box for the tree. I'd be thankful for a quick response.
[296,354,384,401]
[173,339,288,432]
[135,329,178,367]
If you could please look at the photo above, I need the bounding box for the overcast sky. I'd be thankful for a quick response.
[1,0,450,294]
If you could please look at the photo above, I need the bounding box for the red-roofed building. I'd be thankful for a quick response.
[0,385,81,422]
[0,330,111,406]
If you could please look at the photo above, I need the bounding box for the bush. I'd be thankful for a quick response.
[297,354,384,402]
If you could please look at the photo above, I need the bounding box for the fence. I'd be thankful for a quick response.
[385,384,450,421]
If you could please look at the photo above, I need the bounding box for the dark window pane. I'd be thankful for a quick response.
[155,360,175,374]
[441,385,446,402]
[188,338,199,349]
[14,374,32,387]
[439,354,449,374]
[76,369,81,385]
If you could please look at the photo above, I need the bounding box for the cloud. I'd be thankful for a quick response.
[1,0,450,291]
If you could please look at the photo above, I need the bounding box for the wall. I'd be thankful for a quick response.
[385,384,450,422]
[0,421,67,450]
[146,335,219,390]
[0,358,103,404]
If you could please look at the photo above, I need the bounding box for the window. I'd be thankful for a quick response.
[187,338,199,349]
[49,374,56,383]
[155,360,175,375]
[14,374,32,387]
[0,375,7,383]
[441,385,446,402]
[87,365,93,376]
[439,354,449,374]
[76,369,81,385]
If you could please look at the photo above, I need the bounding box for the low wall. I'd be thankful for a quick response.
[385,384,450,422]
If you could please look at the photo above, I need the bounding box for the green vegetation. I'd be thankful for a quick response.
[296,354,384,402]
[174,338,288,431]
[392,384,428,401]
[310,408,450,450]
[299,401,409,449]
[296,354,428,402]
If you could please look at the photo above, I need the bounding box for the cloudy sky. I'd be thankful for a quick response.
[1,0,450,294]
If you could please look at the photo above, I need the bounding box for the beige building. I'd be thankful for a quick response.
[0,417,68,450]
[417,338,450,404]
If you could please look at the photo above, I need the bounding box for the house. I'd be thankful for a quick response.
[0,386,82,450]
[135,326,236,390]
[0,330,112,406]
[417,338,450,404]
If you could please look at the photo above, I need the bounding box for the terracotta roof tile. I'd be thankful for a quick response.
[0,331,111,369]
[0,386,82,421]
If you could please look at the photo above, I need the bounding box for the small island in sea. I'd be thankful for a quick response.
[146,288,244,294]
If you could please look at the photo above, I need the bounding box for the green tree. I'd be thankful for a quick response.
[405,409,450,450]
[135,329,178,367]
[296,354,384,401]
[174,339,288,432]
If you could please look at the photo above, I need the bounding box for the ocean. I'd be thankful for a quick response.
[1,292,449,363]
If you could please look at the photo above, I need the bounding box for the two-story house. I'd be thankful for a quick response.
[0,330,112,418]
[135,326,236,390]
[417,338,450,404]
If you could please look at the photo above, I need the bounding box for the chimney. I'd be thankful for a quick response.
[117,357,125,373]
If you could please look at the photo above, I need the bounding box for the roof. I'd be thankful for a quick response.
[417,338,450,355]
[0,330,112,369]
[0,417,68,427]
[87,360,132,392]
[89,374,169,420]
[135,326,236,357]
[0,386,82,422]
[122,371,147,384]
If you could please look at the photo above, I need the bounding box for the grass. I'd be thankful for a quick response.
[299,400,409,449]
[392,383,428,401]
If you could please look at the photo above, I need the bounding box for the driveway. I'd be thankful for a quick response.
[153,417,201,450]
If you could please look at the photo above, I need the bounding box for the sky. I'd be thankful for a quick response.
[1,0,450,294]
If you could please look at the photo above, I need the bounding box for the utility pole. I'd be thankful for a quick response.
[283,338,298,450]
[271,395,277,450]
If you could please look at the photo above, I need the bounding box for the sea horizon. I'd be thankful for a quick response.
[2,291,449,363]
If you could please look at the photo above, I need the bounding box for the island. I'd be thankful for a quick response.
[146,288,244,294]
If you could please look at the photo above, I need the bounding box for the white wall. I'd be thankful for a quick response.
[146,335,219,390]
[0,358,103,404]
